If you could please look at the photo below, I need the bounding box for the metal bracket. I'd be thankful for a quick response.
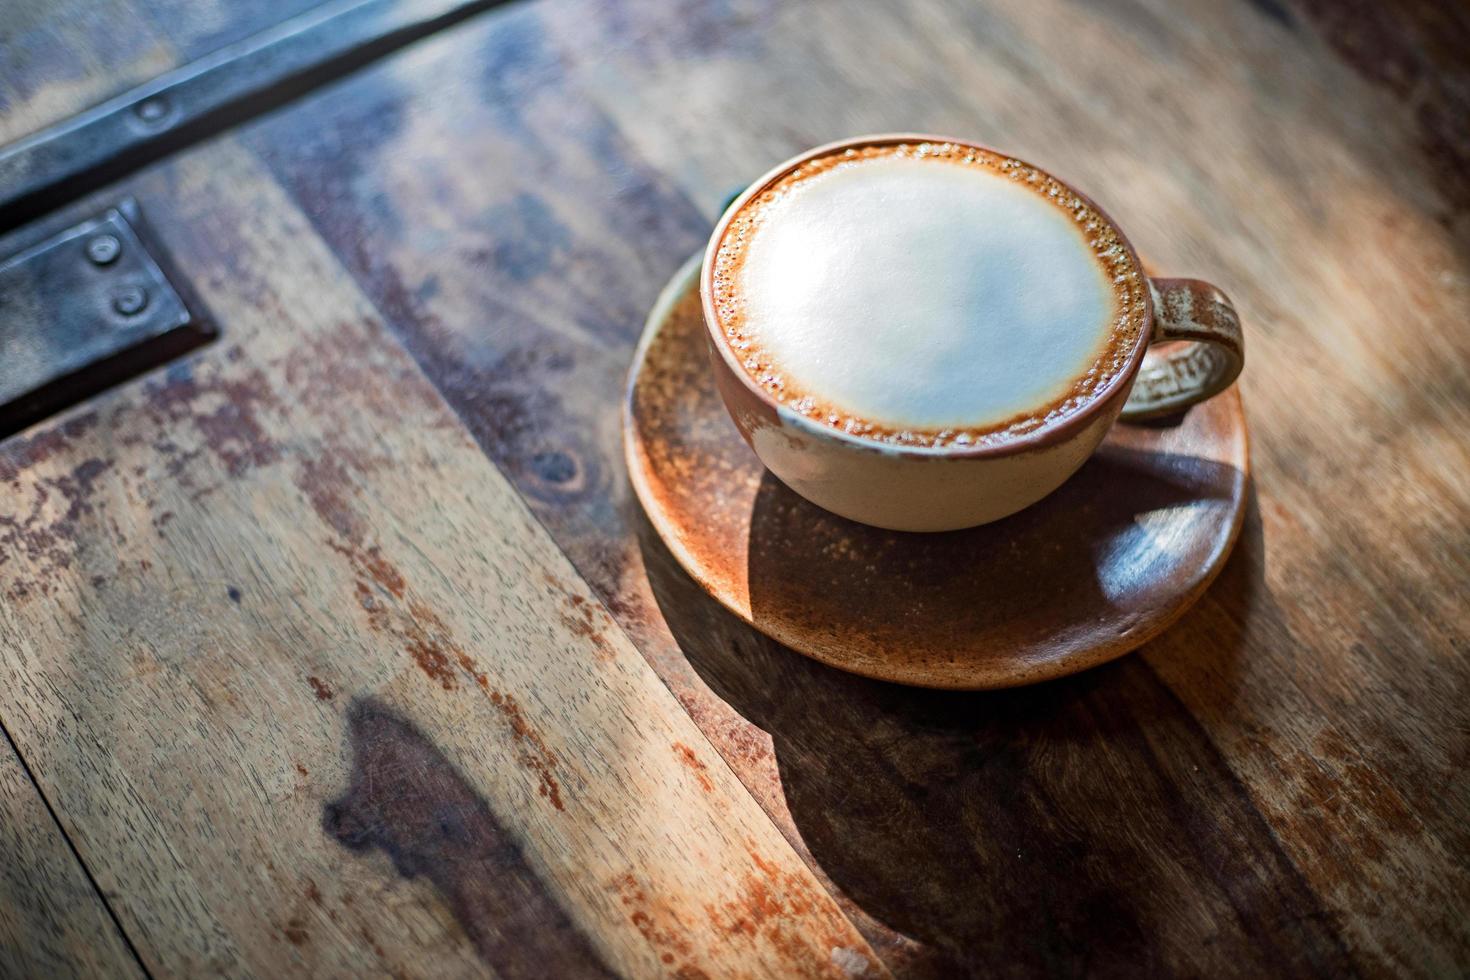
[0,198,211,437]
[0,0,510,234]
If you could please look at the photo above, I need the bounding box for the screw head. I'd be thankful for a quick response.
[86,234,121,265]
[134,96,170,125]
[111,285,149,317]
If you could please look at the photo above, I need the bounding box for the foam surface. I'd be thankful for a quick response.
[711,144,1144,446]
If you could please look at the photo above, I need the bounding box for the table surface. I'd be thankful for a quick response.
[1,0,1467,976]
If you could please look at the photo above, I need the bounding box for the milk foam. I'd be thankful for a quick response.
[710,143,1145,447]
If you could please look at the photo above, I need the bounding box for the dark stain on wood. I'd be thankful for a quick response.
[298,457,367,542]
[282,918,309,946]
[311,501,565,810]
[486,691,563,812]
[329,541,405,598]
[672,743,714,793]
[716,847,861,979]
[403,636,457,690]
[358,546,406,597]
[558,599,614,664]
[0,411,113,601]
[279,319,450,429]
[157,440,207,498]
[307,676,335,702]
[610,872,700,974]
[322,698,611,976]
[542,574,618,663]
[295,763,309,777]
[142,362,284,480]
[350,573,462,692]
[303,880,320,904]
[296,441,500,698]
[612,851,860,980]
[227,586,242,603]
[546,572,622,663]
[0,410,100,482]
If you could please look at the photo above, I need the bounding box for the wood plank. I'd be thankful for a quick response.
[244,0,1470,975]
[0,0,320,146]
[1,0,524,235]
[0,0,174,146]
[0,139,882,977]
[0,729,142,979]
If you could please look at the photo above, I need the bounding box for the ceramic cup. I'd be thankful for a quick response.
[700,134,1244,532]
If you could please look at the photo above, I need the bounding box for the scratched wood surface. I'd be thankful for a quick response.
[0,141,881,977]
[0,0,323,145]
[0,732,141,978]
[0,0,1467,977]
[237,0,1469,975]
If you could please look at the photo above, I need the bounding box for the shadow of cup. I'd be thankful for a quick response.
[740,438,1243,686]
[636,478,1283,974]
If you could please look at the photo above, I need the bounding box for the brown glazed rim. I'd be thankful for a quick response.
[700,133,1155,460]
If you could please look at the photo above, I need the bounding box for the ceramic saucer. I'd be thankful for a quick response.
[624,255,1249,689]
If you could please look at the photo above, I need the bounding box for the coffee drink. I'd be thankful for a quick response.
[708,141,1148,448]
[698,135,1242,530]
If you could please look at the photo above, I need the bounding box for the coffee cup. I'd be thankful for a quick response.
[700,134,1243,532]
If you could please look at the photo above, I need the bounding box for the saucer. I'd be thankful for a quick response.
[623,256,1250,689]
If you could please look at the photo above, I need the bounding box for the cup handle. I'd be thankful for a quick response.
[1122,278,1245,420]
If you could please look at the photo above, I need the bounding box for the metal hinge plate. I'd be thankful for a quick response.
[0,198,211,437]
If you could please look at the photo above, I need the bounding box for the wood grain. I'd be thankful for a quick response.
[0,730,141,979]
[240,0,1470,974]
[0,141,881,977]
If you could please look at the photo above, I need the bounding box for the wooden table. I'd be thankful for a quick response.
[1,0,1466,975]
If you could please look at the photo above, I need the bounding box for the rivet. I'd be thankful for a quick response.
[134,96,170,125]
[111,285,149,316]
[86,234,121,265]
